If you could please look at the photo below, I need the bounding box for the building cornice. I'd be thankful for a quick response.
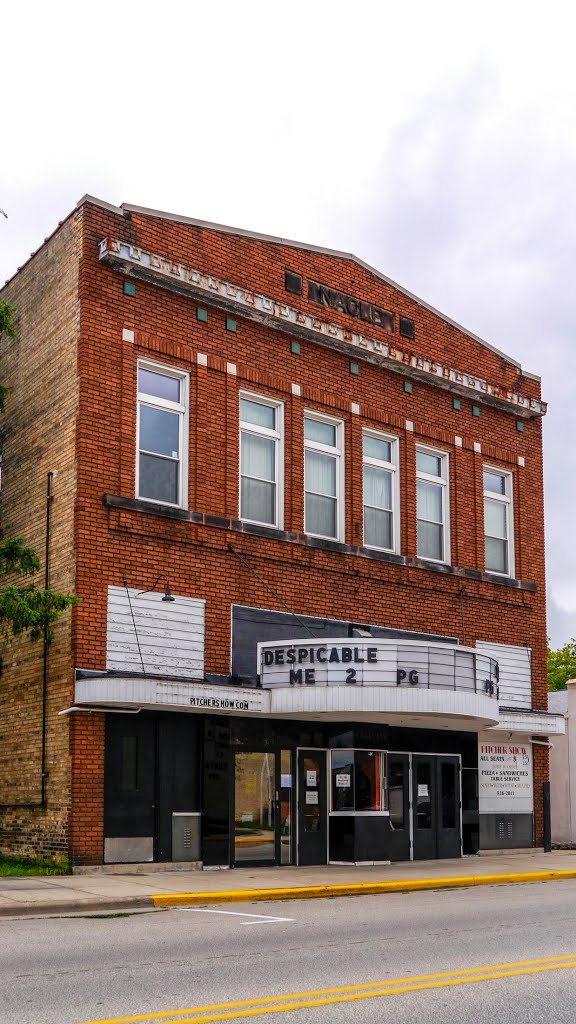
[99,236,546,418]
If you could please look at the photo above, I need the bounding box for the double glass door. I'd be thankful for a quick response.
[233,751,292,866]
[412,755,461,860]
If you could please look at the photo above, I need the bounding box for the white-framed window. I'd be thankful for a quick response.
[362,430,399,552]
[239,393,284,527]
[416,445,450,563]
[304,412,344,541]
[483,466,514,577]
[136,360,188,508]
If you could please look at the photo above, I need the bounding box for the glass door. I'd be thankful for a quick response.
[297,750,328,865]
[386,753,411,861]
[412,755,436,860]
[411,754,462,860]
[234,752,276,865]
[437,756,461,858]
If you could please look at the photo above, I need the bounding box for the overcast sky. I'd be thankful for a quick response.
[2,2,575,646]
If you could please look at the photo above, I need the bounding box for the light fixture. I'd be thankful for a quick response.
[135,574,175,601]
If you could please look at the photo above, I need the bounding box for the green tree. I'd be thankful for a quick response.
[547,638,576,691]
[0,299,78,640]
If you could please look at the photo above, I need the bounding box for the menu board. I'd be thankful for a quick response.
[478,736,533,814]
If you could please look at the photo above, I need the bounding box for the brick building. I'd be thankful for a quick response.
[0,195,563,868]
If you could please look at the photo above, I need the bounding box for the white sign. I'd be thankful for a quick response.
[241,813,253,823]
[258,639,498,697]
[306,791,319,805]
[336,774,351,788]
[478,737,533,814]
[418,784,429,798]
[75,676,269,715]
[306,770,317,787]
[281,774,292,788]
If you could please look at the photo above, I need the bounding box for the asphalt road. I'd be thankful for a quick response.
[3,881,576,1024]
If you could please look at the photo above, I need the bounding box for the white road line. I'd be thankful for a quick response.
[183,908,294,925]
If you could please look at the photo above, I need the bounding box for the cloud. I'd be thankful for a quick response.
[318,66,576,640]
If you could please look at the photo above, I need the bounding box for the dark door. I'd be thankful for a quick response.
[412,755,436,860]
[412,754,461,861]
[104,715,156,862]
[297,750,327,865]
[386,753,411,861]
[437,756,462,858]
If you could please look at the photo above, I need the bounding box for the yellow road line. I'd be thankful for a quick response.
[150,870,576,907]
[164,960,576,1024]
[78,953,576,1024]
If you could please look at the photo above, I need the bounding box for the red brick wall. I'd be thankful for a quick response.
[65,201,548,862]
[533,743,550,847]
[1,199,548,863]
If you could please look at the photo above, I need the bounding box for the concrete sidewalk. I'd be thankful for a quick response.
[2,851,576,918]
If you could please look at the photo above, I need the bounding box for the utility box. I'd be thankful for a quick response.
[172,812,201,862]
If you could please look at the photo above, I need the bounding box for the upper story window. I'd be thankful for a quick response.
[483,467,514,576]
[363,431,399,552]
[416,446,449,563]
[240,394,283,527]
[304,413,344,541]
[137,362,188,507]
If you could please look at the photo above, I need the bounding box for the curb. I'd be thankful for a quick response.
[2,869,576,918]
[151,869,576,907]
[0,895,152,919]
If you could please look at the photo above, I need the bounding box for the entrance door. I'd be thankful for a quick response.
[234,751,276,865]
[104,715,156,863]
[386,753,411,861]
[297,750,328,865]
[437,756,461,858]
[412,755,461,860]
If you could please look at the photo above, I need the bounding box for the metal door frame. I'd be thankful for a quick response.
[405,750,463,860]
[232,749,280,868]
[296,747,329,866]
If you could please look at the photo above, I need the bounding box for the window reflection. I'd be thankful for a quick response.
[330,750,387,813]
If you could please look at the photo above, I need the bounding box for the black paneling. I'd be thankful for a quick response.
[480,813,533,849]
[104,714,156,839]
[156,716,200,861]
[284,270,302,295]
[231,605,457,685]
[329,817,354,862]
[202,719,232,866]
[354,817,390,861]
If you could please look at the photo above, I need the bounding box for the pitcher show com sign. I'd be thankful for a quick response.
[478,737,533,814]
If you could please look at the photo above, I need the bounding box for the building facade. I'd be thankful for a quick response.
[0,196,563,868]
[549,684,576,847]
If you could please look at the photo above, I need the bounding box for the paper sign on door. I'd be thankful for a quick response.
[306,770,317,786]
[336,774,351,788]
[306,791,319,804]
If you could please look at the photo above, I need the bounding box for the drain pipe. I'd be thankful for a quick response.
[39,470,54,805]
[0,471,53,810]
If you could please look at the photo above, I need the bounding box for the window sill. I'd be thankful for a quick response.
[329,811,390,817]
[102,493,537,593]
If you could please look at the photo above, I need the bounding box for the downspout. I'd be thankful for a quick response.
[0,471,53,809]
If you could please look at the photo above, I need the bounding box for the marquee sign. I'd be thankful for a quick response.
[258,639,499,696]
[99,238,546,417]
